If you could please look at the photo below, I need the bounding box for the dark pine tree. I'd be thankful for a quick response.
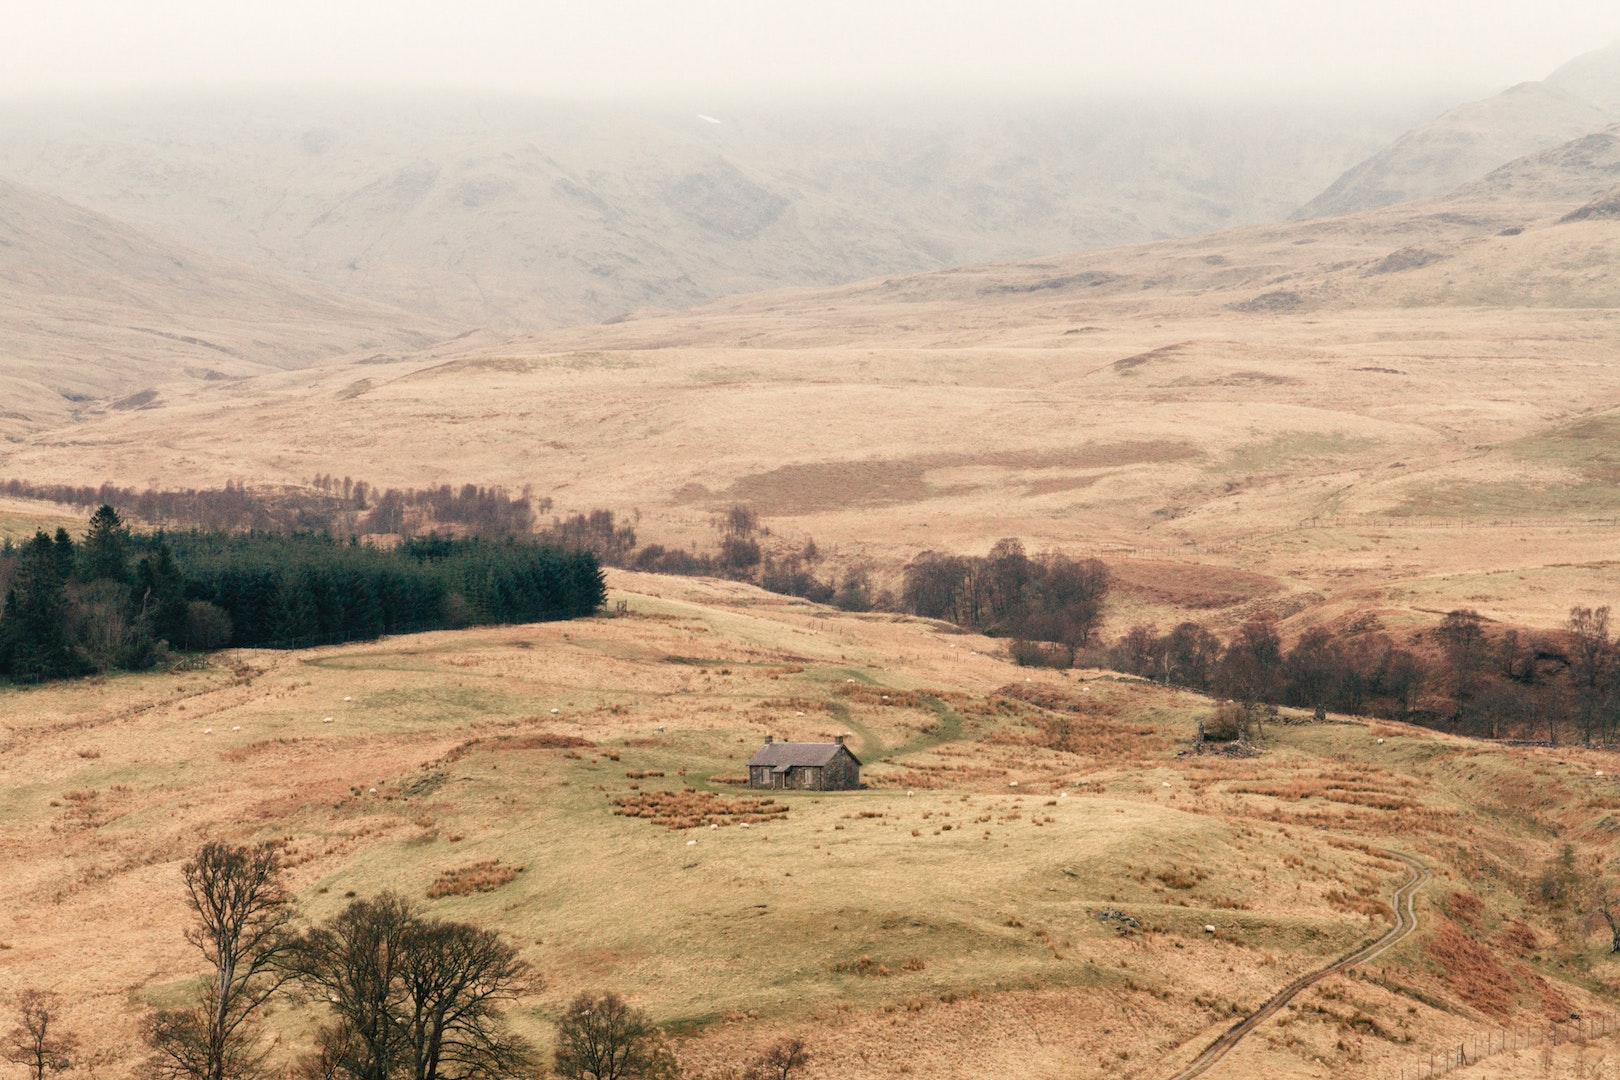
[50,528,76,583]
[79,504,131,583]
[0,532,86,682]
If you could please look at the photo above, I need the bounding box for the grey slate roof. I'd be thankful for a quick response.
[747,742,860,768]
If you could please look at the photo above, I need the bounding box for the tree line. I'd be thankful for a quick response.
[628,505,878,613]
[901,539,1109,659]
[1105,606,1620,746]
[0,478,550,539]
[0,507,605,683]
[8,841,811,1080]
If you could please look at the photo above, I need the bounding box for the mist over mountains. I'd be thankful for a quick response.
[2,40,1619,426]
[0,93,1428,329]
[0,176,448,436]
[1297,40,1620,217]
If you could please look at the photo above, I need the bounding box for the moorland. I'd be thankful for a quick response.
[5,47,1620,1080]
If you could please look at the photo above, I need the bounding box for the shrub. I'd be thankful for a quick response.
[426,860,519,898]
[1204,702,1250,742]
[181,600,234,651]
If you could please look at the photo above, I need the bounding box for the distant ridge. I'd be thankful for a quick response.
[1296,41,1620,218]
[0,93,1423,329]
[0,177,450,435]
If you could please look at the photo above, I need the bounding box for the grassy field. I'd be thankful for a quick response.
[4,192,1620,643]
[0,495,81,542]
[3,161,1620,1077]
[0,572,1616,1078]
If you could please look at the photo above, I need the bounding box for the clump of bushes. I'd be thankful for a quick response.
[611,790,790,829]
[426,860,520,898]
[1203,701,1253,742]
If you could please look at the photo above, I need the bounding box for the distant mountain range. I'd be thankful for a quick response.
[1296,41,1620,218]
[0,92,1425,329]
[6,47,1620,433]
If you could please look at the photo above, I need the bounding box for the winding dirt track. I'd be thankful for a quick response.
[1163,850,1431,1080]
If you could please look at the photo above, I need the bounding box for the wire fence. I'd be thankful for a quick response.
[1394,1013,1616,1078]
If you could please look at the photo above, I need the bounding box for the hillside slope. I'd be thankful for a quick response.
[0,93,1425,328]
[0,177,452,436]
[6,133,1619,636]
[1297,41,1620,218]
[0,575,1615,1078]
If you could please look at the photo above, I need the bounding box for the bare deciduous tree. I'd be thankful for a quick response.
[145,841,297,1080]
[743,1036,810,1080]
[553,993,678,1080]
[293,892,536,1080]
[1438,609,1488,722]
[1569,605,1613,746]
[2,990,75,1080]
[396,918,536,1080]
[294,893,415,1080]
[1597,888,1620,955]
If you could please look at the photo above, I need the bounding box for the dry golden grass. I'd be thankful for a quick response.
[425,859,520,898]
[0,576,1613,1078]
[5,192,1620,645]
[5,181,1620,1075]
[611,790,790,830]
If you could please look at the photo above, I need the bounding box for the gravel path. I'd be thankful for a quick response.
[1163,850,1431,1080]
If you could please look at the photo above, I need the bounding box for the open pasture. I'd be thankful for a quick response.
[0,573,1616,1077]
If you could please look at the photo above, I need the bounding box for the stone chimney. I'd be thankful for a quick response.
[834,734,845,746]
[765,734,774,744]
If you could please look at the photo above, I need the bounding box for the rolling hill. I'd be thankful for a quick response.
[1297,40,1620,218]
[0,573,1615,1078]
[5,126,1619,640]
[0,176,454,438]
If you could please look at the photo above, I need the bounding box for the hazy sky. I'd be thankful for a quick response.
[3,0,1618,101]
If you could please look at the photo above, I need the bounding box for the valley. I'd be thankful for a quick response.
[5,35,1620,1079]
